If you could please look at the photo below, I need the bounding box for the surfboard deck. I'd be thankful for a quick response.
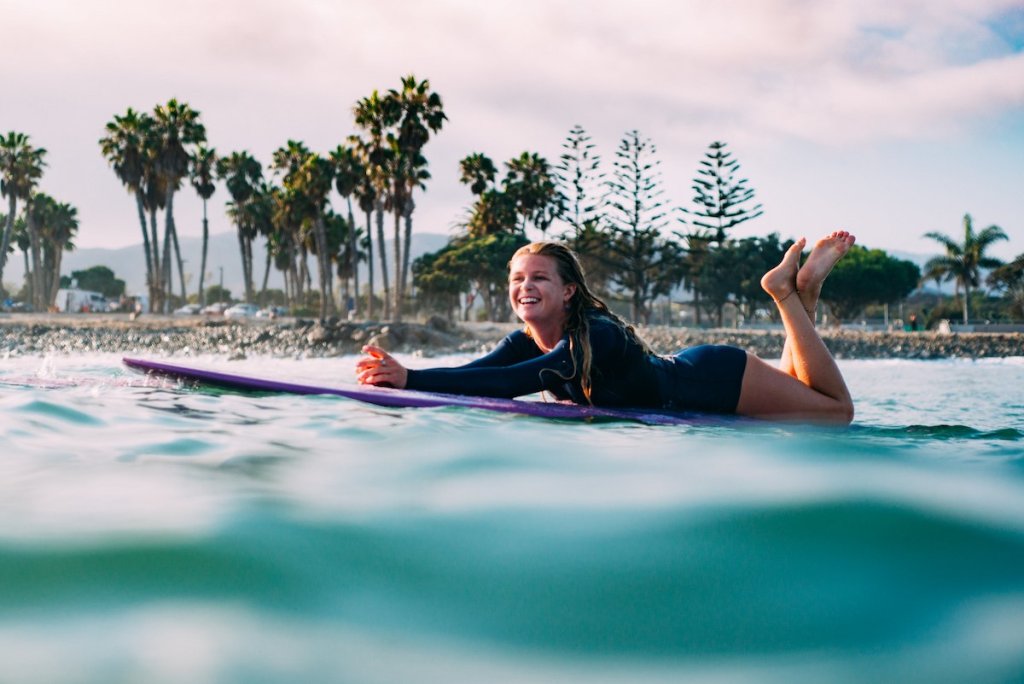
[122,357,729,426]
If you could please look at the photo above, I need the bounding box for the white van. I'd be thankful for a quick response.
[55,289,109,313]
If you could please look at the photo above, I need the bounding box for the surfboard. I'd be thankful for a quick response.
[122,357,728,426]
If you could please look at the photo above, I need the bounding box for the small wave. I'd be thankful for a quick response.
[858,424,1024,441]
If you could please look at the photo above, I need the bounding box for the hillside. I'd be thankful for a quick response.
[2,231,452,299]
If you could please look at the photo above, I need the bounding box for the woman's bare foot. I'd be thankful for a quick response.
[797,231,856,296]
[761,237,806,303]
[796,231,856,318]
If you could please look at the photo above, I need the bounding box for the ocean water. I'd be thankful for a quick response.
[1,352,1023,684]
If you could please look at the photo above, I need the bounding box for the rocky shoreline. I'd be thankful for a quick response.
[0,314,1022,360]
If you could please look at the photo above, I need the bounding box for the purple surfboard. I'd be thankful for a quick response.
[122,357,728,426]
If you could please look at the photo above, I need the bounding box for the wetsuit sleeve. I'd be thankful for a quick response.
[405,337,574,398]
[459,332,537,369]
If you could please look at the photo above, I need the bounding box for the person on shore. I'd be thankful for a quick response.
[356,233,857,424]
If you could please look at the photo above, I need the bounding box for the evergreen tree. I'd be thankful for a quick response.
[555,124,604,237]
[555,125,610,294]
[683,141,763,244]
[63,266,125,299]
[602,130,674,323]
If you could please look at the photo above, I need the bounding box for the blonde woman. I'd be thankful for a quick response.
[357,234,855,424]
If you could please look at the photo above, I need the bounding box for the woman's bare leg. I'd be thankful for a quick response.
[735,237,854,424]
[779,231,857,377]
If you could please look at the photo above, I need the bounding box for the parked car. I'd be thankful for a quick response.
[200,302,229,316]
[256,306,288,319]
[173,304,201,316]
[224,303,260,319]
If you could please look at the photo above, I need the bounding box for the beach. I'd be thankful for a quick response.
[2,313,1021,360]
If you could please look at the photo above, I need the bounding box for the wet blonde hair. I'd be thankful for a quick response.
[510,242,650,403]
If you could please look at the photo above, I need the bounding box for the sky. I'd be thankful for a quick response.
[2,0,1022,269]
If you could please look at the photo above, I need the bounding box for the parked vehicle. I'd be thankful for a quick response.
[224,303,260,319]
[1,299,31,313]
[200,302,229,316]
[54,289,109,313]
[173,304,201,316]
[256,306,288,319]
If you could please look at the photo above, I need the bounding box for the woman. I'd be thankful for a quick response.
[356,232,856,424]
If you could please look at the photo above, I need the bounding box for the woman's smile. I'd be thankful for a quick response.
[508,254,574,326]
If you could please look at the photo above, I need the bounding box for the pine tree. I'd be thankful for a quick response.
[603,130,674,323]
[684,141,763,244]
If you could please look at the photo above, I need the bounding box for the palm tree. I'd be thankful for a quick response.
[385,75,447,318]
[293,153,336,320]
[33,195,79,309]
[351,156,378,318]
[352,91,397,319]
[924,213,1008,324]
[100,109,155,306]
[330,144,364,317]
[190,145,217,305]
[152,99,206,307]
[459,153,497,196]
[272,140,326,312]
[217,151,264,303]
[504,151,564,235]
[0,132,47,295]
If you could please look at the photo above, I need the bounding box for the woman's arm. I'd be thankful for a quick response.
[355,332,544,392]
[405,338,574,398]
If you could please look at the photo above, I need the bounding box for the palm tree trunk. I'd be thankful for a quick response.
[237,232,248,303]
[0,195,18,288]
[261,248,272,297]
[28,207,45,312]
[393,206,402,321]
[315,215,329,321]
[365,209,374,319]
[148,207,161,312]
[963,284,970,325]
[164,189,186,302]
[49,245,64,310]
[162,238,173,312]
[375,201,390,319]
[245,237,254,302]
[401,197,414,316]
[171,219,186,301]
[198,199,209,305]
[134,190,153,302]
[347,198,359,316]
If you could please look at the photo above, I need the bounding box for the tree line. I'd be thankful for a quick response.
[0,132,80,311]
[3,73,1021,326]
[414,129,939,327]
[95,75,445,319]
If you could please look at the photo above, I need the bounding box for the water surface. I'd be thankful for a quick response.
[1,353,1022,683]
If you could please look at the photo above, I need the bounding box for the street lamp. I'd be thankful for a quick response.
[218,267,224,304]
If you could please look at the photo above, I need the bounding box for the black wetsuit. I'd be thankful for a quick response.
[405,312,748,414]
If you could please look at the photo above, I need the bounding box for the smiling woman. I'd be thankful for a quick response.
[357,237,859,424]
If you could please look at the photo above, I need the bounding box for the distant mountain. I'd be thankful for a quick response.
[2,231,453,298]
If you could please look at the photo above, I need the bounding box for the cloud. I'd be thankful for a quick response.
[0,0,1020,253]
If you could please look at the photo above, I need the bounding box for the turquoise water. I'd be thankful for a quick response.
[1,353,1023,683]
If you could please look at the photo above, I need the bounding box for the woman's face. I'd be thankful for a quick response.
[508,253,576,327]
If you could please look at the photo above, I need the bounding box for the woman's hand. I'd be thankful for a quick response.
[355,345,408,389]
